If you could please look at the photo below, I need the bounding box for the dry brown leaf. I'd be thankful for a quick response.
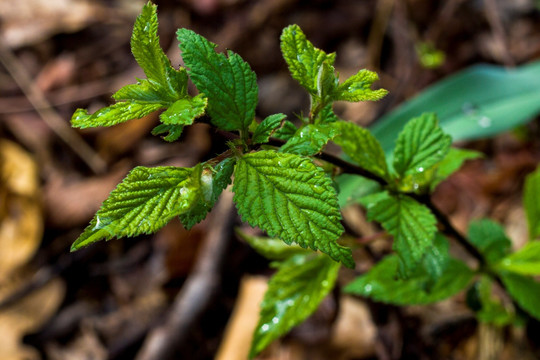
[43,164,130,227]
[216,276,268,360]
[329,296,376,359]
[0,0,105,48]
[0,140,42,279]
[0,140,39,197]
[0,276,65,360]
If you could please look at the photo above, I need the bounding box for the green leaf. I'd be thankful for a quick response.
[470,276,514,326]
[151,124,184,142]
[430,148,483,190]
[524,166,540,239]
[371,61,540,152]
[315,104,339,124]
[273,120,297,141]
[336,174,381,208]
[159,94,207,125]
[360,191,437,276]
[71,102,164,128]
[335,69,388,102]
[500,272,540,320]
[279,124,339,156]
[344,255,474,305]
[71,165,202,251]
[252,114,287,144]
[179,158,235,229]
[496,242,540,276]
[249,253,340,358]
[177,29,258,132]
[131,2,185,100]
[316,60,339,101]
[280,24,336,95]
[332,121,388,180]
[421,233,450,285]
[468,219,511,264]
[233,150,353,267]
[393,113,452,178]
[236,230,308,261]
[112,78,180,102]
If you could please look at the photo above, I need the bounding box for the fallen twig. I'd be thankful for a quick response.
[135,190,235,360]
[0,42,106,174]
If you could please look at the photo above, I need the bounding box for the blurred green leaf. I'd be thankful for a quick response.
[430,148,483,190]
[250,253,339,358]
[344,255,473,305]
[236,230,308,261]
[371,61,540,152]
[524,166,540,239]
[500,272,540,321]
[496,242,540,276]
[468,219,511,264]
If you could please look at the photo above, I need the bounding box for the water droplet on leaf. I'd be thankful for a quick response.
[478,116,492,128]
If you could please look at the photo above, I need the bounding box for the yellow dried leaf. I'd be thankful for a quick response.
[0,140,42,278]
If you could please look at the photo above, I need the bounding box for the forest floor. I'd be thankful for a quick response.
[1,0,540,359]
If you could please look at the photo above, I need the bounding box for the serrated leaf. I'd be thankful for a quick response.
[344,255,473,305]
[500,272,540,320]
[335,69,388,102]
[430,148,483,190]
[159,94,207,125]
[280,24,336,95]
[112,78,178,102]
[72,102,164,128]
[524,166,540,239]
[233,150,353,267]
[273,120,297,141]
[177,29,258,132]
[316,61,339,101]
[71,165,202,251]
[360,191,437,276]
[236,230,308,261]
[496,242,540,276]
[332,121,388,180]
[253,114,287,144]
[468,219,511,264]
[179,157,235,229]
[393,113,452,178]
[315,104,339,124]
[249,253,340,358]
[151,123,184,142]
[279,124,339,156]
[421,233,450,286]
[131,2,185,100]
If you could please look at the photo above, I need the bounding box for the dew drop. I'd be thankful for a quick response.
[461,102,477,115]
[478,116,492,128]
[311,184,324,194]
[272,317,279,324]
[417,167,424,173]
[261,324,270,332]
[364,284,372,294]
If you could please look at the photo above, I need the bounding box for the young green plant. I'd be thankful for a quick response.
[70,2,540,358]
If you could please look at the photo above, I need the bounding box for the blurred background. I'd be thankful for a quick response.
[1,0,540,359]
